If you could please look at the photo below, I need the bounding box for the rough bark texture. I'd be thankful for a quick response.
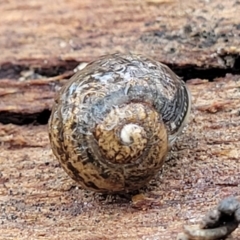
[1,0,240,118]
[1,78,240,239]
[1,0,240,67]
[0,0,239,239]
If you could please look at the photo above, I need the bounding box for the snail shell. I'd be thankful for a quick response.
[48,53,191,193]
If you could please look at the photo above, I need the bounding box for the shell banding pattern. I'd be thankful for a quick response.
[49,53,191,192]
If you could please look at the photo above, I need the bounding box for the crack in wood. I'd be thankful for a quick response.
[1,54,240,125]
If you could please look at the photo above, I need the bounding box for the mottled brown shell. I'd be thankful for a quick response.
[48,53,191,193]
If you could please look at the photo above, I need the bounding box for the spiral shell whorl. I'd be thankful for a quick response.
[48,53,190,192]
[95,102,167,165]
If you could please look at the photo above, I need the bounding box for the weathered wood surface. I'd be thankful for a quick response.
[1,77,240,239]
[0,0,240,239]
[1,0,240,118]
[1,0,240,67]
[1,0,240,117]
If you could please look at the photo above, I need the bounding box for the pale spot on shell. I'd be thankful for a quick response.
[120,124,143,144]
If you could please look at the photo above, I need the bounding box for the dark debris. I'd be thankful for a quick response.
[177,196,240,240]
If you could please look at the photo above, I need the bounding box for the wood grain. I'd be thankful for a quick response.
[0,0,240,68]
[0,0,239,239]
[1,77,240,239]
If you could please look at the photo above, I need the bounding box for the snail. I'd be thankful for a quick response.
[48,53,191,193]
